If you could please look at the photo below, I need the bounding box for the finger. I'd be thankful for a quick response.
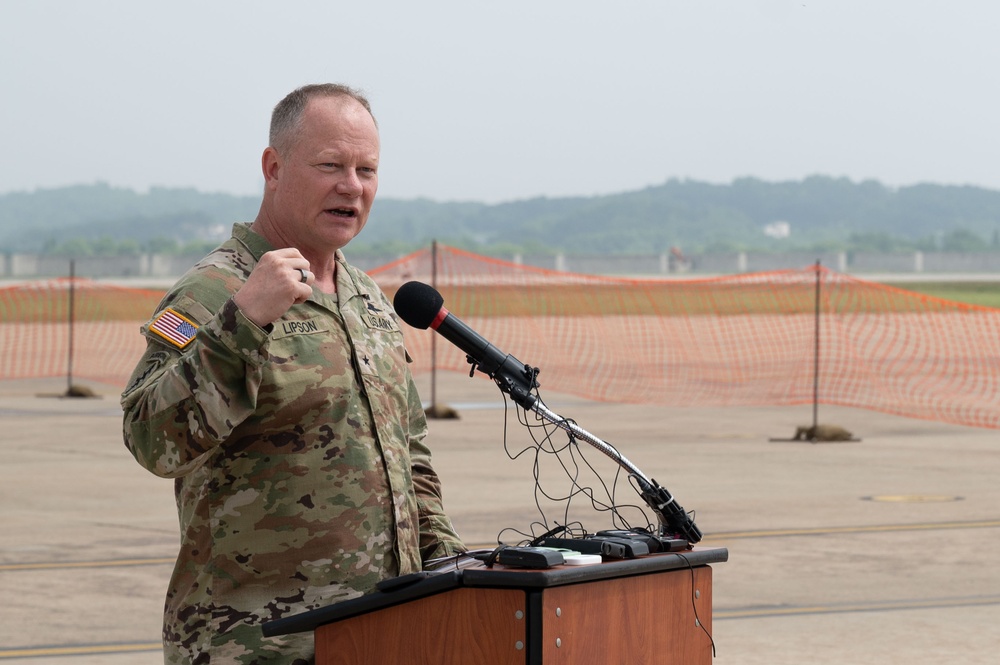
[269,247,307,261]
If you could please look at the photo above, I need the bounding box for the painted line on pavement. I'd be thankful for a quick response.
[700,518,1000,541]
[716,594,1000,620]
[0,557,173,572]
[0,642,160,659]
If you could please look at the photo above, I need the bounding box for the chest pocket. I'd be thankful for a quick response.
[347,299,407,379]
[267,314,336,376]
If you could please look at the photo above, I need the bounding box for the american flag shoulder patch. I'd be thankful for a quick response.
[149,308,199,349]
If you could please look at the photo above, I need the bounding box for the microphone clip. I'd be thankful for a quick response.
[493,360,540,410]
[465,353,540,410]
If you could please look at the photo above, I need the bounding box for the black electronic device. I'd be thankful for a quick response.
[538,536,649,560]
[595,529,691,553]
[653,538,690,552]
[494,546,565,569]
[538,537,605,555]
[597,539,629,559]
[597,536,649,559]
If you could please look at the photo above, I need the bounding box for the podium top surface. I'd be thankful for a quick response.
[262,546,727,637]
[462,545,727,589]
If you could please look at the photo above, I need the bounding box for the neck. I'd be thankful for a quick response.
[250,211,339,293]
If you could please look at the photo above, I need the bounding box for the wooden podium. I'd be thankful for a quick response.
[263,546,727,664]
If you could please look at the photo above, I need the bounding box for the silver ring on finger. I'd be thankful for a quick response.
[297,268,309,283]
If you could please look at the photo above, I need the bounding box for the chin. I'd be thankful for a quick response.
[313,218,365,249]
[325,229,363,252]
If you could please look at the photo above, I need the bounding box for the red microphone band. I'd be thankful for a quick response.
[430,307,449,331]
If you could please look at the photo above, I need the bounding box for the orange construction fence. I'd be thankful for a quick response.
[0,278,164,388]
[2,245,999,429]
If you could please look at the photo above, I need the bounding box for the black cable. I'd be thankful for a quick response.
[525,421,621,528]
[675,552,717,658]
[528,523,570,546]
[527,406,656,530]
[494,381,661,541]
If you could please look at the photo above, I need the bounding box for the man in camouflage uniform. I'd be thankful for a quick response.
[121,84,465,664]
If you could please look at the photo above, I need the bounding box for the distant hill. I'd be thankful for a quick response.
[3,177,1000,255]
[0,183,259,252]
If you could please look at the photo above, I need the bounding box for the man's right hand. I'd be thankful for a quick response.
[232,248,313,328]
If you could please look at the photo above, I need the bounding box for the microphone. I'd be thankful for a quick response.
[393,281,539,408]
[393,280,702,543]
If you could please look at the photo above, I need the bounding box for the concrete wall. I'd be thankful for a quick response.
[851,252,920,273]
[921,252,1000,272]
[523,251,997,276]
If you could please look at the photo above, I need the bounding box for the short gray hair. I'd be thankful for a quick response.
[269,83,375,154]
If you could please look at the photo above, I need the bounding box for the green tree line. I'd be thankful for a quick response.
[3,177,1000,257]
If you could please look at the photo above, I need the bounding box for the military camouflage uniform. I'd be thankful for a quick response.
[121,223,464,664]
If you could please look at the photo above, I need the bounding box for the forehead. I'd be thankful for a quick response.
[296,96,380,157]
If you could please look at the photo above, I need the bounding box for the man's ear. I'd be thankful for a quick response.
[261,147,281,186]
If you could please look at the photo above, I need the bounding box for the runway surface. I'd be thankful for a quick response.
[1,374,998,664]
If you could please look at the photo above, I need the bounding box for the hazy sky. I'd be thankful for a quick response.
[3,0,998,203]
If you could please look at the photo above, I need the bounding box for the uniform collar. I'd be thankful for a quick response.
[233,222,361,299]
[232,222,273,260]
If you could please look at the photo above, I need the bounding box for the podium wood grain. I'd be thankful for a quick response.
[540,565,713,664]
[315,587,527,664]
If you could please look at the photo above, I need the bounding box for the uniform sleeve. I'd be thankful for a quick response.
[404,373,467,562]
[121,297,271,478]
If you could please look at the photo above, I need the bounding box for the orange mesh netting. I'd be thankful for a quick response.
[2,245,999,429]
[373,245,1000,429]
[0,278,164,386]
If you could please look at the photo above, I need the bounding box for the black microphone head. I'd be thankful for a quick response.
[393,281,445,329]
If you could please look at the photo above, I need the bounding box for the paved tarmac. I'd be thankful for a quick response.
[1,374,998,664]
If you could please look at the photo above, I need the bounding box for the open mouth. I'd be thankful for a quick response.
[327,207,357,218]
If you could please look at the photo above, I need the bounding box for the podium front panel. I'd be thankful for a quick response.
[314,587,527,665]
[538,565,714,664]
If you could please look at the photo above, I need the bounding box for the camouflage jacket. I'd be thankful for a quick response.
[121,223,464,664]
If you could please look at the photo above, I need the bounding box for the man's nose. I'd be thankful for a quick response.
[336,169,364,196]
